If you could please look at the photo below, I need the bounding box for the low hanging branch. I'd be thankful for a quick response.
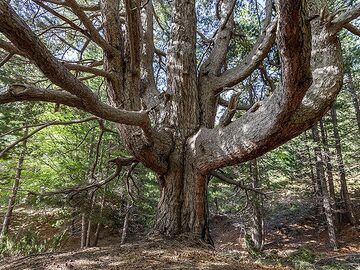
[210,170,266,196]
[37,156,138,197]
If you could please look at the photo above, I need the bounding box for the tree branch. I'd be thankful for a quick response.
[0,84,152,131]
[329,3,360,33]
[213,18,277,90]
[0,39,109,77]
[344,23,360,37]
[218,96,250,111]
[192,0,341,173]
[64,0,115,53]
[210,170,266,195]
[0,3,153,134]
[32,0,90,37]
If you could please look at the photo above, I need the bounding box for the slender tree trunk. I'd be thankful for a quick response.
[93,189,106,247]
[214,197,220,215]
[0,128,28,241]
[85,191,96,247]
[249,159,264,251]
[80,213,87,248]
[319,119,335,200]
[121,201,131,244]
[319,119,338,229]
[70,211,76,236]
[347,71,360,132]
[312,123,338,250]
[330,106,358,225]
[304,131,317,194]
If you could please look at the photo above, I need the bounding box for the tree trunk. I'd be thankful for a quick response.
[85,191,96,247]
[319,119,338,229]
[249,159,264,251]
[0,128,28,241]
[93,189,106,247]
[304,131,317,194]
[80,213,87,248]
[330,106,358,225]
[346,70,360,132]
[153,153,212,244]
[312,123,338,250]
[121,201,131,244]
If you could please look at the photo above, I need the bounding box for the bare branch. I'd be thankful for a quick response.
[344,23,360,37]
[64,0,115,53]
[213,19,277,90]
[31,0,90,37]
[210,170,266,195]
[0,52,13,68]
[0,39,26,57]
[219,92,240,127]
[218,97,250,111]
[0,84,85,108]
[63,63,111,78]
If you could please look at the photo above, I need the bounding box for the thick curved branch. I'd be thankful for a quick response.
[213,19,277,90]
[0,84,85,108]
[192,0,338,173]
[0,84,151,130]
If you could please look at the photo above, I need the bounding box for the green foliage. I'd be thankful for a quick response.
[0,230,68,256]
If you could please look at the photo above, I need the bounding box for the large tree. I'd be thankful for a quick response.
[0,0,359,243]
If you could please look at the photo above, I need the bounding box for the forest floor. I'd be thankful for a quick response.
[1,182,360,269]
[0,211,360,270]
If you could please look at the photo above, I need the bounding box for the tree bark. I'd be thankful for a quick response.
[319,120,335,196]
[121,201,131,245]
[249,159,264,251]
[312,123,338,250]
[0,128,28,241]
[330,106,358,225]
[85,191,96,247]
[80,213,87,248]
[153,156,212,244]
[93,189,106,247]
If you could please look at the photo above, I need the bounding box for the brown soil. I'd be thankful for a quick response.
[0,236,291,270]
[1,201,359,269]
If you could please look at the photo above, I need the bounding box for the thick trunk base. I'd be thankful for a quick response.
[153,155,213,245]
